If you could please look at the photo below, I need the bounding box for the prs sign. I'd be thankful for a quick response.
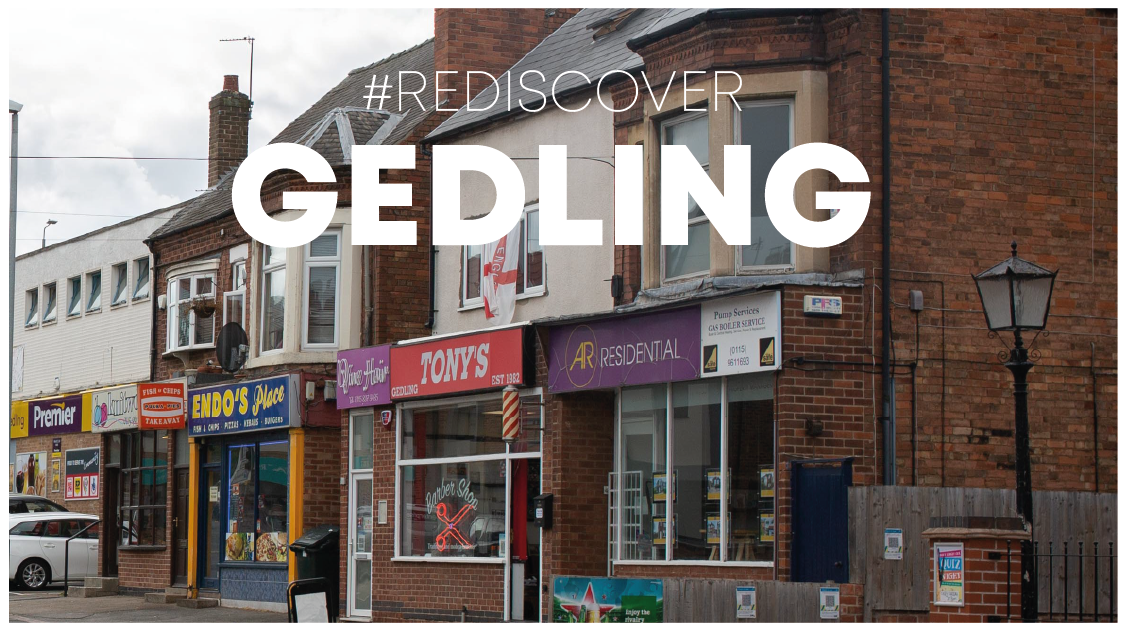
[390,327,525,399]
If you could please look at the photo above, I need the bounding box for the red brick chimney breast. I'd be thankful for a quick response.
[208,75,251,188]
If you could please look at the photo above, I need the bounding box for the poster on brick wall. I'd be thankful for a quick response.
[934,542,965,606]
[14,452,47,495]
[64,447,100,500]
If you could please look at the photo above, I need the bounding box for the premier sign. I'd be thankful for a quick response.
[28,395,83,436]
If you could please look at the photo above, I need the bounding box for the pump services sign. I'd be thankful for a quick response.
[188,374,299,436]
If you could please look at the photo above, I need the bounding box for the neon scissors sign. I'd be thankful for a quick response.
[434,502,474,552]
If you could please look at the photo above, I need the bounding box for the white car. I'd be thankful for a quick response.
[9,512,100,589]
[9,493,69,515]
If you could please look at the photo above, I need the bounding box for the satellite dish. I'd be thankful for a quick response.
[216,322,249,373]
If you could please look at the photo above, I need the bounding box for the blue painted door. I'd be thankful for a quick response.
[791,458,852,583]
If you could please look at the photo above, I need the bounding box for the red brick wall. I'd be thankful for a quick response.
[207,76,251,188]
[927,536,1022,622]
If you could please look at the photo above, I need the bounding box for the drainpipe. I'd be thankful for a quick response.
[362,243,373,345]
[880,9,896,485]
[9,101,21,401]
[148,248,160,381]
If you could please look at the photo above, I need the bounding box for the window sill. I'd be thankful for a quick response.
[737,266,795,276]
[119,545,167,552]
[24,324,39,330]
[41,319,57,327]
[391,556,505,564]
[66,313,82,321]
[457,290,546,312]
[163,344,216,357]
[86,308,102,315]
[132,295,151,304]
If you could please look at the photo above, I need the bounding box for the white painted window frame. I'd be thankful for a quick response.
[660,110,712,284]
[167,271,218,352]
[301,230,341,350]
[734,98,796,274]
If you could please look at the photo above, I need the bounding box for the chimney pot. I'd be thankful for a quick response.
[223,75,239,92]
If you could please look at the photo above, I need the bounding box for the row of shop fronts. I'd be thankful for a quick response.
[10,285,857,619]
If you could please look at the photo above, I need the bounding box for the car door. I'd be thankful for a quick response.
[42,519,87,581]
[80,520,101,577]
[9,520,46,582]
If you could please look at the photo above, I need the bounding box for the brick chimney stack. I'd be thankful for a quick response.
[208,75,251,188]
[435,8,579,111]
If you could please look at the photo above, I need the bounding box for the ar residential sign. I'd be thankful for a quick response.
[390,328,525,400]
[547,306,701,393]
[29,395,84,437]
[336,344,391,409]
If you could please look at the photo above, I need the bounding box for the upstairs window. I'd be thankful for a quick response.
[661,112,711,282]
[111,262,129,306]
[224,260,246,330]
[67,276,81,317]
[260,246,286,353]
[42,283,57,323]
[168,272,217,352]
[461,208,545,307]
[86,270,102,312]
[303,231,340,348]
[133,257,150,300]
[24,289,38,328]
[738,100,794,269]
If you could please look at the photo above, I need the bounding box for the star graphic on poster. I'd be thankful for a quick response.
[561,582,615,622]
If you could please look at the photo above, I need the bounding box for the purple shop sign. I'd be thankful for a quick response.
[336,344,392,409]
[29,394,84,436]
[548,306,701,393]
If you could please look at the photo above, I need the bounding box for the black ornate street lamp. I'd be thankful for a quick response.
[973,241,1056,623]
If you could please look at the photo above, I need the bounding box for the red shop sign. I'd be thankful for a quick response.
[138,382,187,430]
[390,327,525,399]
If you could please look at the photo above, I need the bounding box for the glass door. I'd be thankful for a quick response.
[348,474,373,617]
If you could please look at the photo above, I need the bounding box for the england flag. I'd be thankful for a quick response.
[483,222,521,325]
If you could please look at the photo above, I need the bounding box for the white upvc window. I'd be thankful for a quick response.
[42,283,57,324]
[133,257,151,300]
[66,276,81,318]
[86,270,102,312]
[111,262,129,306]
[260,246,287,354]
[24,289,39,328]
[224,260,246,330]
[460,207,546,307]
[168,272,217,352]
[736,99,794,271]
[661,111,711,283]
[303,231,341,349]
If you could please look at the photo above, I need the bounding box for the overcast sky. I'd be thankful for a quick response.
[9,8,433,255]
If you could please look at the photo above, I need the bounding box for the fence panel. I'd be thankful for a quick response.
[848,486,1117,619]
[662,579,832,622]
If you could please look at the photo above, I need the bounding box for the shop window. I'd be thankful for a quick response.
[119,431,168,547]
[303,231,340,348]
[460,209,545,307]
[111,262,129,306]
[24,288,38,327]
[133,257,150,300]
[224,260,246,330]
[167,272,217,351]
[67,276,81,317]
[260,246,286,353]
[225,439,289,563]
[614,374,774,565]
[42,283,57,323]
[661,112,711,282]
[396,392,542,560]
[737,100,794,270]
[86,270,102,312]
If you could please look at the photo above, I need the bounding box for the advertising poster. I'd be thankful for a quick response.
[64,447,100,500]
[51,458,61,493]
[884,528,904,560]
[820,586,841,619]
[736,586,757,619]
[139,381,187,430]
[553,577,663,623]
[90,384,139,433]
[14,452,47,495]
[934,542,965,606]
[706,514,721,544]
[652,518,667,546]
[706,469,722,500]
[760,513,775,543]
[700,292,781,376]
[760,468,775,498]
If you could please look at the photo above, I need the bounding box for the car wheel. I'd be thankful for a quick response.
[17,559,50,590]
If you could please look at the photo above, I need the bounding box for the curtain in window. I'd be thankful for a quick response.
[306,267,336,344]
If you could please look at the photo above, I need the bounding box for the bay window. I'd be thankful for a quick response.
[661,112,711,282]
[168,272,217,351]
[303,231,340,348]
[614,373,774,565]
[738,99,794,269]
[260,246,286,353]
[397,392,542,560]
[224,260,246,329]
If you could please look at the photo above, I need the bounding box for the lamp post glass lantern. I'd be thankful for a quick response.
[972,241,1056,623]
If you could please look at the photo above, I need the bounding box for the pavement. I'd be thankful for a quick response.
[9,589,287,623]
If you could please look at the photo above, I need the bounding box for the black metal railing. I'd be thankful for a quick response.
[1007,540,1119,622]
[62,519,100,597]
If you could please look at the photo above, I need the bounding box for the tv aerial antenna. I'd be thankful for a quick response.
[220,36,256,107]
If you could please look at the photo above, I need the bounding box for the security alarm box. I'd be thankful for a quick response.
[803,295,842,317]
[533,493,554,529]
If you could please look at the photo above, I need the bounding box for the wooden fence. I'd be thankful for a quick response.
[662,578,858,622]
[848,486,1117,619]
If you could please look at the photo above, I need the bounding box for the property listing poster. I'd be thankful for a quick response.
[64,447,100,500]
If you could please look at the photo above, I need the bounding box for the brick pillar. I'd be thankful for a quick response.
[923,527,1027,623]
[207,75,251,188]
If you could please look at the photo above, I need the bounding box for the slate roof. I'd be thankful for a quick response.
[149,39,435,241]
[424,8,667,143]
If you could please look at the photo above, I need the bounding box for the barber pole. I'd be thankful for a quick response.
[501,385,520,443]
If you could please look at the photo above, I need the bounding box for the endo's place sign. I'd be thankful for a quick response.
[188,374,300,437]
[547,307,701,393]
